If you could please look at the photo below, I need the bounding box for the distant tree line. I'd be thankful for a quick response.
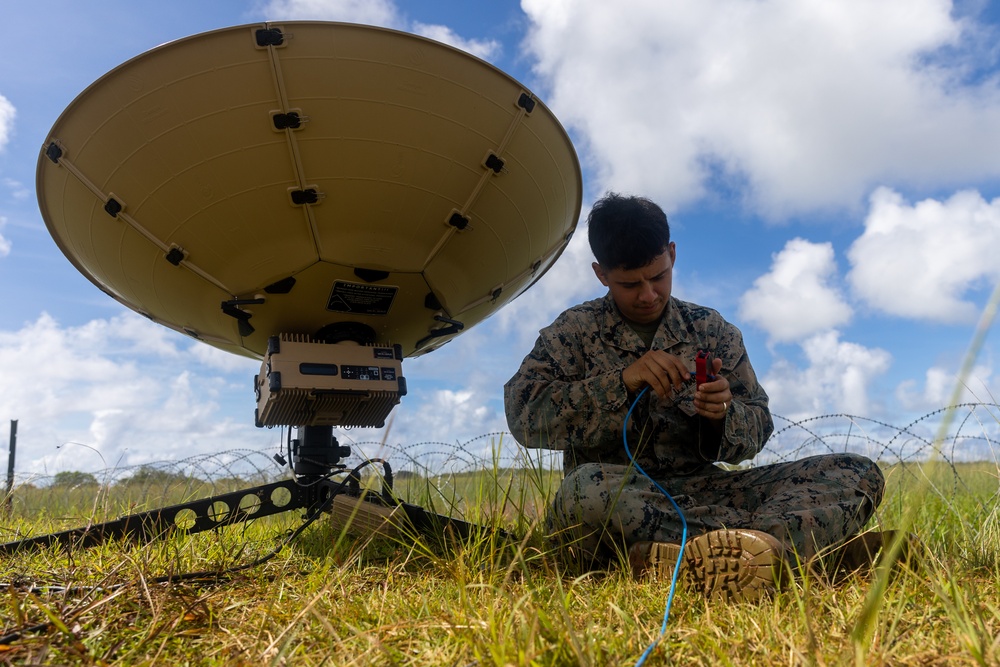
[45,465,426,489]
[49,466,201,488]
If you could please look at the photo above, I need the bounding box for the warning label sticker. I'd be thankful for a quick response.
[327,281,398,315]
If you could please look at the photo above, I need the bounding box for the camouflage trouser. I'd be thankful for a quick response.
[548,453,885,564]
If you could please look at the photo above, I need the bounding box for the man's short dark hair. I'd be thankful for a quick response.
[587,192,671,270]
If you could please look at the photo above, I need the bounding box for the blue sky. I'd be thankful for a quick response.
[2,0,1000,475]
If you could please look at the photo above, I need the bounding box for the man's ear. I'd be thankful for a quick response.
[592,262,609,286]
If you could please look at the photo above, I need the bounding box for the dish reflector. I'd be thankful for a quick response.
[38,22,582,358]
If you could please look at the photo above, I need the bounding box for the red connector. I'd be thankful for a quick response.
[695,350,715,388]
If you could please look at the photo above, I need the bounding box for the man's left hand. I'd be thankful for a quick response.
[693,357,732,421]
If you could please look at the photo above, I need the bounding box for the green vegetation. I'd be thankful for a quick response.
[0,459,998,665]
[51,471,99,488]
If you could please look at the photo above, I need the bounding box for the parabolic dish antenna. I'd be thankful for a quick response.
[37,22,582,360]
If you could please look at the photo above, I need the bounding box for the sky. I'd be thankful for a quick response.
[2,0,1000,477]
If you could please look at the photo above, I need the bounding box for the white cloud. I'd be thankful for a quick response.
[73,313,184,359]
[254,1,501,61]
[189,342,261,374]
[0,314,148,419]
[762,331,891,420]
[0,216,10,258]
[255,0,402,27]
[0,93,13,152]
[412,22,502,61]
[3,177,29,200]
[847,187,1000,322]
[0,313,275,474]
[416,388,498,434]
[896,362,995,412]
[495,226,604,351]
[739,238,852,343]
[343,383,512,468]
[522,0,1000,217]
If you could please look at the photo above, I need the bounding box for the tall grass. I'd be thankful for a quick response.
[849,276,1000,666]
[2,448,1000,665]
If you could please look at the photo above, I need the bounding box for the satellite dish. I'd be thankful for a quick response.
[37,22,582,360]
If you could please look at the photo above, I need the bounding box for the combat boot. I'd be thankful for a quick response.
[825,529,918,574]
[628,528,786,603]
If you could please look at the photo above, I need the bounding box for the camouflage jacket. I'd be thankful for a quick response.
[504,294,773,476]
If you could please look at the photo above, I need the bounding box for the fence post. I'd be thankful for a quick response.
[4,419,16,514]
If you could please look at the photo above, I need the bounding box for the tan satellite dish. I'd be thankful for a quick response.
[37,22,582,360]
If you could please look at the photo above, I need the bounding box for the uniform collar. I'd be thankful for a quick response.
[600,293,692,351]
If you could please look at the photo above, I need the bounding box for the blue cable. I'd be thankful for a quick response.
[623,386,688,667]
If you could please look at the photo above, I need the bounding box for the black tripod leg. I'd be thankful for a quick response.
[398,501,510,541]
[0,479,316,555]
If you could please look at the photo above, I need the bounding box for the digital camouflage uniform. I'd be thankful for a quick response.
[504,293,885,563]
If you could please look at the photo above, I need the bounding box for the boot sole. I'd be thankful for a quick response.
[645,529,784,603]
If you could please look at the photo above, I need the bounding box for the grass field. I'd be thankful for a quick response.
[1,457,998,666]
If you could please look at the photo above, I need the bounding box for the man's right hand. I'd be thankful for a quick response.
[621,351,692,398]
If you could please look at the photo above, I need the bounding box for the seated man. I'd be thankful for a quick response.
[504,192,887,602]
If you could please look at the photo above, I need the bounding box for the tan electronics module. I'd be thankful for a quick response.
[255,334,405,428]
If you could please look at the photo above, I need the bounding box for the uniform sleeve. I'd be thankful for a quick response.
[704,324,773,464]
[504,318,630,451]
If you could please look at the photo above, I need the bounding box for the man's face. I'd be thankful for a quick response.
[592,244,676,324]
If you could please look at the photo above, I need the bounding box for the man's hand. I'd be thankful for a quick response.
[693,356,732,421]
[622,350,692,397]
[623,353,733,421]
